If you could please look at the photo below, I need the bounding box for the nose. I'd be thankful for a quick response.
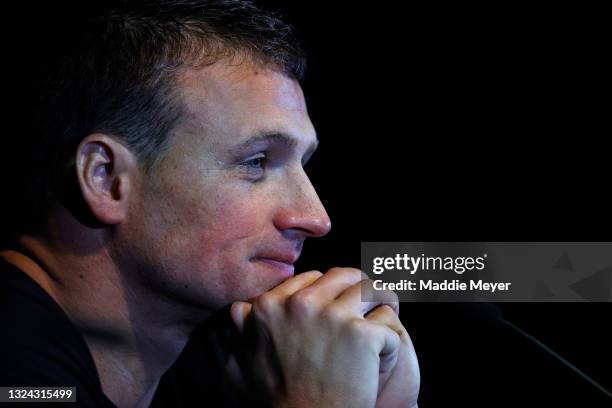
[273,169,332,238]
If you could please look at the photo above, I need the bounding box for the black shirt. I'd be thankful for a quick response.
[0,258,115,407]
[0,258,239,407]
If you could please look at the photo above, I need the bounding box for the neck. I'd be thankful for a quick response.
[1,231,211,407]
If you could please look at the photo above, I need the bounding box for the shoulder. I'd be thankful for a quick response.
[0,259,114,407]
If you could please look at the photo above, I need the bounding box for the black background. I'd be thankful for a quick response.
[258,1,611,406]
[2,1,609,406]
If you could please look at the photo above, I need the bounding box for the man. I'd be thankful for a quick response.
[1,1,419,406]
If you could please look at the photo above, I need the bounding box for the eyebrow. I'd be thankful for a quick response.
[230,131,319,159]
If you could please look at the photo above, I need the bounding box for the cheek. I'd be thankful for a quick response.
[189,197,283,303]
[194,197,265,260]
[143,172,282,304]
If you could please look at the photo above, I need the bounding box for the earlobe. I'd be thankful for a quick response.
[75,134,136,226]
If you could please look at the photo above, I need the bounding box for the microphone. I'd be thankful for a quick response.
[482,302,612,400]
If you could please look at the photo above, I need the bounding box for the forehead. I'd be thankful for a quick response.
[174,60,315,146]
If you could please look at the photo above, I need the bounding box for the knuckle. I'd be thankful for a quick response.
[325,266,344,276]
[384,289,399,304]
[375,304,396,316]
[327,267,363,282]
[399,327,410,342]
[320,305,345,323]
[253,293,280,316]
[347,318,373,340]
[385,325,402,342]
[359,278,375,290]
[368,287,399,310]
[286,290,317,315]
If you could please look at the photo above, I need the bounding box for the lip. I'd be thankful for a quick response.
[251,249,300,277]
[253,258,296,276]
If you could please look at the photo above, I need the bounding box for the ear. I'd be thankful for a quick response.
[75,134,138,226]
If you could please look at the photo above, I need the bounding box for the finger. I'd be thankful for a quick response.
[294,267,366,303]
[353,319,401,375]
[365,305,407,341]
[361,279,400,315]
[377,324,401,372]
[242,270,324,306]
[334,280,399,317]
[362,308,407,394]
[263,270,324,298]
[376,328,420,407]
[230,301,253,334]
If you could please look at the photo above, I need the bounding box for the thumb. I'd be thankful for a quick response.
[230,301,253,334]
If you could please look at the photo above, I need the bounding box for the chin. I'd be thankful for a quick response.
[173,259,295,310]
[228,271,292,305]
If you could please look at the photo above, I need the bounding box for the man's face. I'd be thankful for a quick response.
[121,60,331,312]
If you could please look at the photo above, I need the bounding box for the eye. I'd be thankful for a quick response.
[239,152,267,178]
[243,155,266,169]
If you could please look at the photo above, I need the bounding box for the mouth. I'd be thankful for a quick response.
[251,250,300,277]
[252,258,295,276]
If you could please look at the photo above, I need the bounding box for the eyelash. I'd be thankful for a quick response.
[240,153,267,176]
